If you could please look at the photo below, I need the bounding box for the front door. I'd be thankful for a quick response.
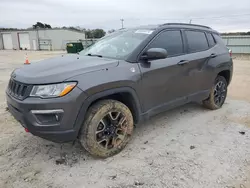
[138,30,191,113]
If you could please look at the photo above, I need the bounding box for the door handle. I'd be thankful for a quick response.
[210,53,217,58]
[178,60,189,65]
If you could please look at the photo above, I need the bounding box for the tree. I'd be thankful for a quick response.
[33,22,44,29]
[108,29,115,34]
[75,26,82,31]
[85,29,93,38]
[44,24,52,29]
[68,26,81,32]
[84,29,106,39]
[32,22,52,29]
[221,31,250,36]
[0,28,19,31]
[92,29,106,38]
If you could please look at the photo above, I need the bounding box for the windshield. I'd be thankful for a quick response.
[80,29,154,60]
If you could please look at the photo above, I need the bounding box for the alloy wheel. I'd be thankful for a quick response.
[95,111,128,149]
[214,80,227,106]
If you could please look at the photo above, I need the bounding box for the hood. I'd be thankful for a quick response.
[13,54,119,84]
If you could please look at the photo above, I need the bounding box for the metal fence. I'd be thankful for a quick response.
[221,35,250,54]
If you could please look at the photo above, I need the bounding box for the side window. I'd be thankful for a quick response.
[213,34,227,46]
[185,30,209,53]
[147,30,183,57]
[207,33,216,47]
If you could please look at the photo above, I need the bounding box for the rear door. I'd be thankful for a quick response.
[182,30,212,98]
[138,30,191,112]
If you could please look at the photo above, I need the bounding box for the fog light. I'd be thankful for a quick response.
[31,109,64,125]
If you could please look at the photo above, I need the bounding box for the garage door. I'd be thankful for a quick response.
[19,33,30,50]
[2,33,13,50]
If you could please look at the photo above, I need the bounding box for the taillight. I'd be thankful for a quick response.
[229,49,232,57]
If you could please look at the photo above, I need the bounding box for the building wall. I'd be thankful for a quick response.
[0,32,15,49]
[0,29,85,50]
[38,29,86,50]
[0,35,3,49]
[0,30,38,50]
[221,35,250,54]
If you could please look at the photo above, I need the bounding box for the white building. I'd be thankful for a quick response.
[0,28,86,51]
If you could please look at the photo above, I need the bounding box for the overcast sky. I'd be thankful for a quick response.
[0,0,250,32]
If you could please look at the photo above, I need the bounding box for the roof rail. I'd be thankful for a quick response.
[161,23,211,29]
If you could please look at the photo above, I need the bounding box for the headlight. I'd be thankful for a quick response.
[30,82,77,98]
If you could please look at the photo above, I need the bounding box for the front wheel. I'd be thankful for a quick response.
[79,99,134,158]
[203,76,228,110]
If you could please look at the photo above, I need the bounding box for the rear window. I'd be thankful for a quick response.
[185,30,209,53]
[213,34,226,46]
[207,33,216,47]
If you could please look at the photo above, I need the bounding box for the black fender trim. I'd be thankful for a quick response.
[73,87,143,137]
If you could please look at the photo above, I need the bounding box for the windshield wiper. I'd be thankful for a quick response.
[87,53,103,58]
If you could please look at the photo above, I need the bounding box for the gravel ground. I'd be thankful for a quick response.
[0,51,250,188]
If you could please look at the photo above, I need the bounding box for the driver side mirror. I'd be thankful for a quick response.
[140,48,168,61]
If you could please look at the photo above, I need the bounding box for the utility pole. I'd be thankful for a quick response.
[36,28,40,50]
[120,19,124,29]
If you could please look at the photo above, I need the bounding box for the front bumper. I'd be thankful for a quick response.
[6,87,87,143]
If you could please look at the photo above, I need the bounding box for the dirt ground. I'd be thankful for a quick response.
[0,50,250,188]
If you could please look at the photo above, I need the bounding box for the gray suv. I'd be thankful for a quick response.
[6,23,233,158]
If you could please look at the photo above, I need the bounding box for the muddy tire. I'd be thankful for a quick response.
[203,75,228,110]
[79,99,134,158]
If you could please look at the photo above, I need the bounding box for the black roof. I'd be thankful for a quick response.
[160,23,211,29]
[160,23,217,33]
[133,23,217,33]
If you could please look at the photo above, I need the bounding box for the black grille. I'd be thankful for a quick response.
[8,79,30,100]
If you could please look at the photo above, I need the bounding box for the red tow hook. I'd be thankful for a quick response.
[24,128,29,133]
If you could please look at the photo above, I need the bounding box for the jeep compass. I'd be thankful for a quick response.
[6,23,233,158]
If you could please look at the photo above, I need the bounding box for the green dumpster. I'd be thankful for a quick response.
[66,42,84,53]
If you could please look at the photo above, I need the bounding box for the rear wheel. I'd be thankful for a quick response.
[79,99,134,158]
[203,76,228,110]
